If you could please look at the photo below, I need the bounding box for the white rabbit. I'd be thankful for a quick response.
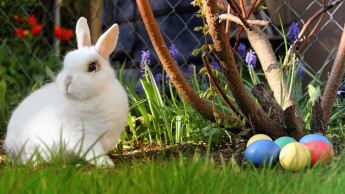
[4,17,129,166]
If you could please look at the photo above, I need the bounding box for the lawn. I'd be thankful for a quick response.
[1,148,345,194]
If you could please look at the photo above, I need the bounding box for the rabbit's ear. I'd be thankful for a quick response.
[76,17,91,48]
[95,24,119,59]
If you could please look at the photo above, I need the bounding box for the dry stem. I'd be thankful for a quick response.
[202,53,244,120]
[219,14,271,26]
[225,0,253,30]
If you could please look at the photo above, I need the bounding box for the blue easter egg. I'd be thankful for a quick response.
[245,140,280,167]
[299,134,333,148]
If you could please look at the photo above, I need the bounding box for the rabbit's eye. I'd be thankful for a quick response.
[88,62,98,72]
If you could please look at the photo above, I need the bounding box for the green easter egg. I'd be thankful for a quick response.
[274,136,297,150]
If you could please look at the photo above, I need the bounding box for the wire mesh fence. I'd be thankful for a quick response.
[0,0,344,99]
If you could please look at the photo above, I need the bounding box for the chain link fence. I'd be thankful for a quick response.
[0,0,344,100]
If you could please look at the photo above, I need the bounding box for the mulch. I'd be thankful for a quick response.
[108,138,247,165]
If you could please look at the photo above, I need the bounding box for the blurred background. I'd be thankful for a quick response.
[0,0,344,101]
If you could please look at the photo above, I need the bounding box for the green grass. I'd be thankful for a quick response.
[1,153,345,193]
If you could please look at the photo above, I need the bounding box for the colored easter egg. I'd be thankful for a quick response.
[247,134,272,147]
[299,134,333,148]
[279,142,310,171]
[274,136,297,150]
[245,140,280,167]
[304,141,334,165]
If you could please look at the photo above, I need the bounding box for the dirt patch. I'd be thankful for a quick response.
[109,139,247,165]
[0,138,247,166]
[0,144,6,163]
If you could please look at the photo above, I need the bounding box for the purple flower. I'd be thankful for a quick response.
[337,90,345,95]
[169,44,178,59]
[169,44,179,66]
[203,83,208,90]
[155,73,162,83]
[246,49,257,68]
[165,73,170,82]
[338,84,345,96]
[188,64,194,73]
[288,21,299,44]
[237,42,246,56]
[140,50,151,70]
[212,62,220,71]
[135,83,144,94]
[298,63,306,80]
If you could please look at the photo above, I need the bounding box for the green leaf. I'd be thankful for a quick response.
[194,26,203,31]
[46,66,55,80]
[0,78,9,131]
[308,84,321,101]
[199,67,207,75]
[192,48,200,56]
[32,80,41,91]
[0,39,7,63]
[237,128,251,136]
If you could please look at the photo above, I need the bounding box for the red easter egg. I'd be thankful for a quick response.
[304,141,334,165]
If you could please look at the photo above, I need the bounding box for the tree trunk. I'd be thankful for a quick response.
[203,0,288,139]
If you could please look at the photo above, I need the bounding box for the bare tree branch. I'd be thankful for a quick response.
[283,0,342,71]
[225,0,253,30]
[219,14,271,26]
[136,0,241,127]
[240,0,246,17]
[202,53,244,120]
[245,21,296,109]
[244,10,305,131]
[232,0,259,55]
[321,24,345,128]
[203,0,288,139]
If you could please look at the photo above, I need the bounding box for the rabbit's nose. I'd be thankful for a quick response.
[65,75,73,87]
[65,81,71,87]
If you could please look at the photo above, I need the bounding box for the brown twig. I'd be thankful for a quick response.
[296,14,325,55]
[225,0,253,31]
[225,5,231,35]
[219,14,271,26]
[202,53,244,120]
[232,0,259,55]
[136,0,241,126]
[283,0,342,72]
[203,0,288,139]
[299,0,341,40]
[202,14,243,122]
[240,0,246,17]
[321,24,345,129]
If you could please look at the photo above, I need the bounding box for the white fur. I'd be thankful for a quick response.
[4,18,128,166]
